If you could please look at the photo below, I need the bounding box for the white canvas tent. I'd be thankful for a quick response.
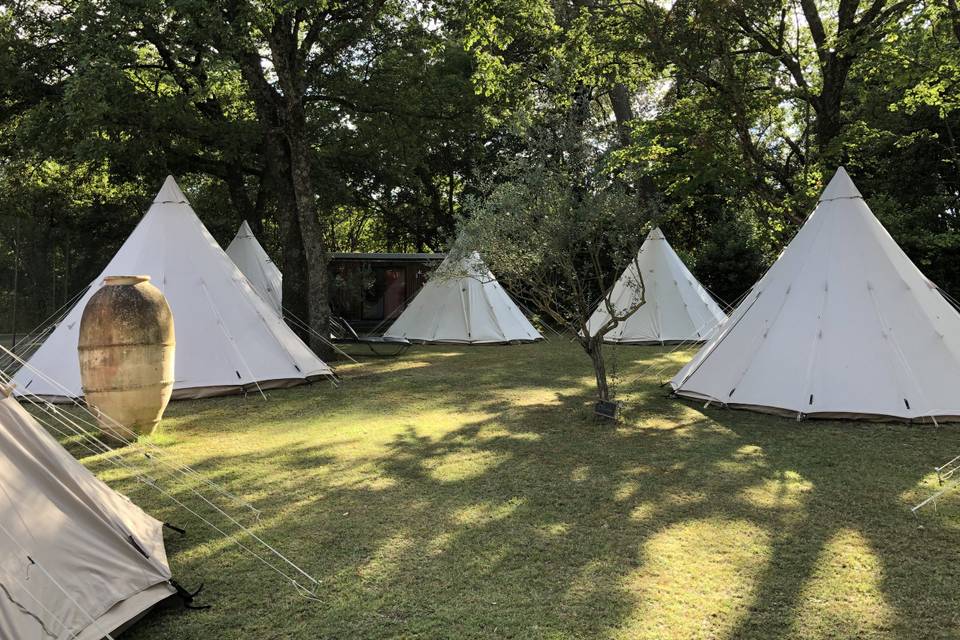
[0,387,175,639]
[384,251,543,344]
[671,167,960,421]
[13,176,332,400]
[586,227,726,344]
[226,221,282,315]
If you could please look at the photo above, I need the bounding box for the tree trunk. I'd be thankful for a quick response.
[256,125,309,340]
[610,82,634,147]
[279,175,309,337]
[224,165,258,234]
[584,337,610,401]
[948,0,960,45]
[813,61,850,158]
[288,131,333,359]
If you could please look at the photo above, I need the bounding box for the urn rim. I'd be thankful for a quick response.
[103,275,151,286]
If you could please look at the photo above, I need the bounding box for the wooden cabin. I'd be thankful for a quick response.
[328,253,445,332]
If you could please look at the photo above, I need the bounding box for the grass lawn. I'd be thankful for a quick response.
[63,339,960,639]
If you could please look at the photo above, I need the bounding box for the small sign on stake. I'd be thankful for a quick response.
[594,399,622,421]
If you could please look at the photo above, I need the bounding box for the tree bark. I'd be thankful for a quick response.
[221,8,335,357]
[948,0,960,44]
[813,56,854,156]
[223,165,261,235]
[584,337,610,401]
[287,131,333,358]
[257,10,335,358]
[610,82,634,147]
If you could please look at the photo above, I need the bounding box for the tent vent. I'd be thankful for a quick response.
[24,379,32,389]
[293,364,301,372]
[728,388,736,397]
[128,535,149,559]
[235,370,242,380]
[809,394,814,405]
[904,398,911,410]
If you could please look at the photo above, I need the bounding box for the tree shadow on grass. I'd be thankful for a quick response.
[697,407,960,640]
[69,340,960,639]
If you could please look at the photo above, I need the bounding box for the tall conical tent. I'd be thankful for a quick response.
[671,167,960,421]
[384,251,543,344]
[226,221,282,314]
[14,176,332,400]
[0,388,175,639]
[586,227,726,344]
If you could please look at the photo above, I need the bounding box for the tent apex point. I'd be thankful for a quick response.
[154,174,189,204]
[820,166,863,201]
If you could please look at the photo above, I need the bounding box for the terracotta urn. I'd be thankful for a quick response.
[78,275,175,440]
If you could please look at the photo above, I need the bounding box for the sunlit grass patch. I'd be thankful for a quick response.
[425,449,509,482]
[791,529,894,638]
[740,472,813,510]
[453,499,524,526]
[619,518,771,640]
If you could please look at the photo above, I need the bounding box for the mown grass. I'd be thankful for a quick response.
[61,339,960,639]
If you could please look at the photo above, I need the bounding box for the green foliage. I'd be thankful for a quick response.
[1,0,960,334]
[459,116,654,326]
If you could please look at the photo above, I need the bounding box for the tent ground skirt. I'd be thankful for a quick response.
[75,583,176,640]
[672,391,960,424]
[407,338,544,346]
[602,339,707,346]
[27,375,328,404]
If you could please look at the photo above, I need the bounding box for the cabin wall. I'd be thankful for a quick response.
[328,254,444,333]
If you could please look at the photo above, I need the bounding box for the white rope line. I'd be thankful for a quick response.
[912,454,960,513]
[21,403,322,597]
[0,348,260,516]
[634,311,729,384]
[512,297,562,340]
[3,368,315,588]
[598,256,737,383]
[670,289,763,394]
[282,307,358,364]
[937,286,960,312]
[0,370,323,599]
[911,478,960,513]
[867,283,940,426]
[15,396,134,473]
[227,270,342,381]
[200,280,268,401]
[362,273,436,336]
[10,285,88,346]
[0,285,90,372]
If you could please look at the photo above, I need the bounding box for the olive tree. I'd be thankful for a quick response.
[455,126,656,403]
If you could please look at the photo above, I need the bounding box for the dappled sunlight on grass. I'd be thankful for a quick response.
[45,339,960,640]
[534,522,571,537]
[426,449,509,483]
[453,499,525,526]
[342,358,433,375]
[613,481,637,502]
[504,386,582,407]
[791,529,895,638]
[619,518,771,640]
[899,469,942,508]
[570,464,591,482]
[629,502,657,522]
[740,471,814,511]
[357,533,416,586]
